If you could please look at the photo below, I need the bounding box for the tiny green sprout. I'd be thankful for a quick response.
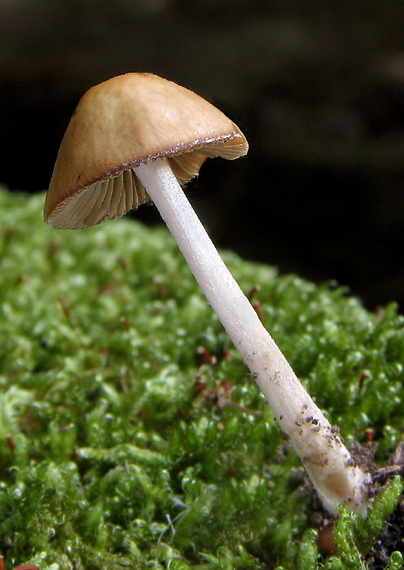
[357,476,404,556]
[297,529,320,570]
[386,551,404,570]
[331,477,404,569]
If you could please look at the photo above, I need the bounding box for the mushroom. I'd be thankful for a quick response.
[44,72,370,517]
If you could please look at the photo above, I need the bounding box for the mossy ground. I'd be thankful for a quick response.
[0,188,403,570]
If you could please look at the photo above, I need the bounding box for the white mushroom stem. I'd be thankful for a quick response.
[136,158,370,517]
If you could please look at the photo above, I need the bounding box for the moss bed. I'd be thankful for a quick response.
[0,188,403,570]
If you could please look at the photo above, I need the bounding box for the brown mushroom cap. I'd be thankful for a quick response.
[44,72,248,229]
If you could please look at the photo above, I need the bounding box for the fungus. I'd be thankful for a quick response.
[44,72,370,517]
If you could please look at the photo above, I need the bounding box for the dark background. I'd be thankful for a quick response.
[2,0,404,312]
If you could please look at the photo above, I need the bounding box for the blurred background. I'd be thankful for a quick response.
[1,0,404,312]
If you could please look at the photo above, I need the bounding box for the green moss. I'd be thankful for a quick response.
[0,188,403,569]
